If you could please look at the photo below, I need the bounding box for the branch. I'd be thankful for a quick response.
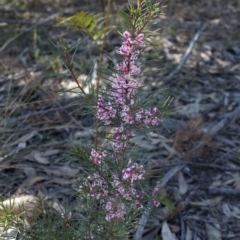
[163,24,206,83]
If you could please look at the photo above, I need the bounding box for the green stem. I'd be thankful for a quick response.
[94,0,111,149]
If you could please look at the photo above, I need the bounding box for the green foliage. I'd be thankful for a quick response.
[57,11,112,40]
[120,0,162,34]
[0,198,24,234]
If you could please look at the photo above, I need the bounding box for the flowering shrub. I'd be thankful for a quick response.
[0,1,165,240]
[79,30,161,225]
[74,5,164,235]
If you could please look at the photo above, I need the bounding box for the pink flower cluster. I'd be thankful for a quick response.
[104,166,145,222]
[105,199,125,222]
[112,127,132,151]
[90,149,106,165]
[79,162,145,222]
[79,173,108,200]
[152,187,160,207]
[122,163,145,183]
[79,31,161,223]
[97,31,159,129]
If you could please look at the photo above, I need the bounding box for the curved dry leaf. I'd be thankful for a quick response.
[222,203,232,217]
[41,149,60,157]
[59,165,79,177]
[178,171,188,195]
[23,167,37,177]
[33,152,50,165]
[44,167,61,176]
[50,178,72,185]
[20,176,48,188]
[161,221,178,240]
[190,196,223,207]
[23,150,38,161]
[74,129,93,138]
[205,223,222,240]
[8,131,37,147]
[17,141,26,150]
[186,225,192,240]
[131,136,156,150]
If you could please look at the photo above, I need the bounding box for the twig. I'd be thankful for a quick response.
[64,51,86,96]
[207,101,240,136]
[180,215,186,240]
[163,24,206,83]
[208,187,240,196]
[133,165,185,240]
[155,160,240,172]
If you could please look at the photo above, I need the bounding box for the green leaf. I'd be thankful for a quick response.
[161,197,175,211]
[57,11,111,40]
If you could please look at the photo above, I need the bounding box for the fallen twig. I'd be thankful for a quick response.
[163,24,206,83]
[208,187,240,196]
[207,101,240,136]
[156,160,240,172]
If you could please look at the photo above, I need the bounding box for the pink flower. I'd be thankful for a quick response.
[135,33,145,47]
[122,163,145,183]
[123,31,131,40]
[61,212,72,220]
[90,149,106,165]
[153,187,159,195]
[106,201,112,211]
[80,173,108,200]
[112,127,132,151]
[97,226,104,232]
[105,199,126,222]
[152,199,160,207]
[96,99,116,125]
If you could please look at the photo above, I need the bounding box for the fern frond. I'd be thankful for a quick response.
[57,11,111,40]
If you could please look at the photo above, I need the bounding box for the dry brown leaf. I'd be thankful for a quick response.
[44,167,61,176]
[20,176,48,188]
[17,142,26,150]
[23,167,37,177]
[74,129,93,138]
[50,178,72,185]
[41,149,60,157]
[186,225,192,240]
[161,221,178,240]
[222,203,232,217]
[6,131,37,147]
[169,224,180,233]
[33,152,50,165]
[205,223,222,240]
[178,171,188,195]
[23,150,37,161]
[58,165,79,177]
[190,196,223,207]
[130,136,156,150]
[222,203,240,220]
[44,166,78,178]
